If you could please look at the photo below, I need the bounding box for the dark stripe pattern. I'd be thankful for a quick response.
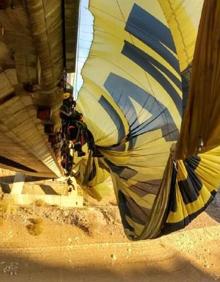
[104,72,179,147]
[122,41,182,115]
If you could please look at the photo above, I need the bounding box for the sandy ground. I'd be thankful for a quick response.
[0,201,219,282]
[0,168,220,282]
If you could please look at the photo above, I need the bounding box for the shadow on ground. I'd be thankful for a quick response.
[0,250,217,282]
[206,190,220,223]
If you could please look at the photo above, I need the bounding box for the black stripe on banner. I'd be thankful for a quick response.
[104,72,179,147]
[162,190,217,235]
[125,4,179,72]
[178,157,202,205]
[122,41,182,115]
[99,96,126,144]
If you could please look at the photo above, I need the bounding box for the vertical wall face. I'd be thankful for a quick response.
[0,0,80,177]
[64,0,80,73]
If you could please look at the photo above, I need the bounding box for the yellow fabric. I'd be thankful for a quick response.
[75,0,220,239]
[177,0,220,159]
[159,0,203,71]
[166,147,220,224]
[165,0,220,228]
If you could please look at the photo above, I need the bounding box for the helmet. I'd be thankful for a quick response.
[63,92,71,100]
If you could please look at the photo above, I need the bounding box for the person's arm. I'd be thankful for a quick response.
[60,105,72,117]
[60,110,72,117]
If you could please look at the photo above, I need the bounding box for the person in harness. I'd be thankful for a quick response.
[60,140,74,176]
[60,92,102,162]
[67,112,87,157]
[60,92,75,138]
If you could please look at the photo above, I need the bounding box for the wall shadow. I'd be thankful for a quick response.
[0,182,11,193]
[39,184,58,195]
[0,175,51,185]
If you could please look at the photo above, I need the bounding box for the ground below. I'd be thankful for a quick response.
[0,194,220,282]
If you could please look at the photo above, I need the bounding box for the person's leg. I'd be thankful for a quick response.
[74,143,86,157]
[86,129,95,151]
[86,129,103,157]
[66,155,73,176]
